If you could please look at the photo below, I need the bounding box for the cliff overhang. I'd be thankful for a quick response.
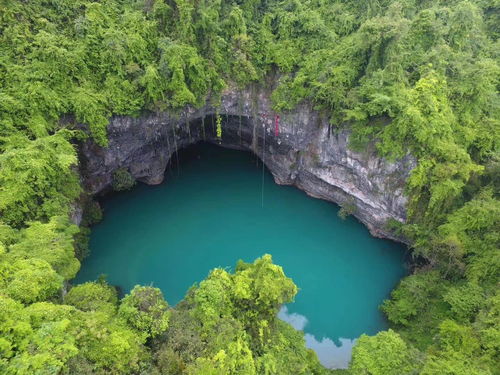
[79,86,415,242]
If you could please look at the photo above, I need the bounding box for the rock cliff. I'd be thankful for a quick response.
[79,85,415,242]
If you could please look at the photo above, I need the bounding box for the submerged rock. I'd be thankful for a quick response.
[79,85,415,242]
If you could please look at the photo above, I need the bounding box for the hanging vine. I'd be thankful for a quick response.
[216,112,222,143]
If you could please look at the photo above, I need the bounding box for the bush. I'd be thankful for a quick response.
[338,201,357,220]
[112,168,136,191]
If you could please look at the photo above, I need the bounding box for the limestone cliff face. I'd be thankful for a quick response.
[79,85,415,242]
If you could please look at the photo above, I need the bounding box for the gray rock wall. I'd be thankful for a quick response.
[79,85,415,242]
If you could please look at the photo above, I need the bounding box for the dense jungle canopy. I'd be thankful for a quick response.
[0,0,499,373]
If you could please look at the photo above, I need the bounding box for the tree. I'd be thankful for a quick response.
[9,216,80,280]
[112,168,136,191]
[64,281,118,314]
[0,258,63,304]
[420,320,489,375]
[444,283,484,323]
[381,271,442,326]
[0,0,499,373]
[0,135,80,226]
[0,295,32,371]
[119,286,170,339]
[350,330,420,375]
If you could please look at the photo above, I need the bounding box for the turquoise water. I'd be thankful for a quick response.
[76,143,407,368]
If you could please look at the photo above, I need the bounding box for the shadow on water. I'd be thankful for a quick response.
[76,142,409,369]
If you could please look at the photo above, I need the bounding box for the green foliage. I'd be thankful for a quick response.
[0,135,80,227]
[64,281,118,314]
[0,258,63,304]
[0,295,31,372]
[475,291,500,369]
[156,307,205,372]
[382,271,443,326]
[435,188,500,283]
[156,255,324,374]
[444,282,485,322]
[9,216,80,280]
[74,313,149,374]
[350,329,421,375]
[1,301,79,375]
[216,113,223,140]
[189,254,297,341]
[119,286,170,339]
[338,201,357,220]
[12,318,79,375]
[419,320,490,375]
[0,289,150,374]
[81,199,103,226]
[0,0,499,373]
[71,87,110,147]
[112,168,136,191]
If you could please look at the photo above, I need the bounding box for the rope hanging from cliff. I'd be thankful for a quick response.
[261,122,266,208]
[165,131,174,177]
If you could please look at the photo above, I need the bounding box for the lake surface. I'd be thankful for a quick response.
[75,142,407,368]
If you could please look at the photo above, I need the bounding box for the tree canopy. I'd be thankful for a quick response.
[0,0,498,373]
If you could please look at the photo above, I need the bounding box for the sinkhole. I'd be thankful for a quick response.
[75,142,408,369]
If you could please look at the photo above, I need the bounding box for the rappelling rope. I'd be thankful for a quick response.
[261,121,266,208]
[165,130,173,177]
